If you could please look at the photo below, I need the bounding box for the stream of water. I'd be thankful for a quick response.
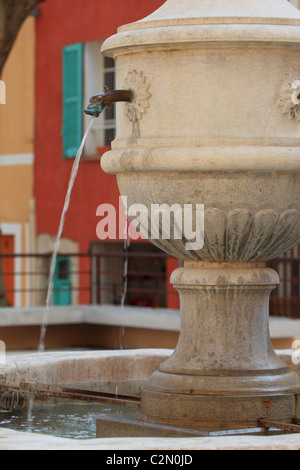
[23,117,96,429]
[21,113,134,432]
[119,220,131,348]
[38,117,95,352]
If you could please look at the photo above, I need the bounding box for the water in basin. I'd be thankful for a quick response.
[0,401,139,440]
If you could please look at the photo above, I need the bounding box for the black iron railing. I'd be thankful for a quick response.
[268,257,300,319]
[0,252,299,317]
[0,251,178,309]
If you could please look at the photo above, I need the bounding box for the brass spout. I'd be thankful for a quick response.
[83,86,134,117]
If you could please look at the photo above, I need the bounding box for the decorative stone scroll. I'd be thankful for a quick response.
[123,70,151,138]
[277,68,300,121]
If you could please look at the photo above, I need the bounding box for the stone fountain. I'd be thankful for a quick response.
[94,0,300,435]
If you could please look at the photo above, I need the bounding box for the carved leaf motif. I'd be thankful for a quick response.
[226,209,253,260]
[242,209,279,261]
[201,208,300,262]
[262,209,300,259]
[123,70,151,123]
[203,208,226,261]
[275,218,300,256]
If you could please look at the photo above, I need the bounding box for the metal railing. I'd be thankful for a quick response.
[0,251,178,309]
[269,257,300,318]
[0,252,299,317]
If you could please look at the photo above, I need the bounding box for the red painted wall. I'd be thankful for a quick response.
[34,0,179,306]
[1,235,15,306]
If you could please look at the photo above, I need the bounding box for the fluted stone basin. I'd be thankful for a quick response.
[114,172,300,262]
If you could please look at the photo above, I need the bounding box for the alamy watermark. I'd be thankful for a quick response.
[0,80,6,105]
[96,196,205,251]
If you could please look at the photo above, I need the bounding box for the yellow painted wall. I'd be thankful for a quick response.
[0,17,35,154]
[0,15,35,225]
[0,16,35,211]
[0,165,33,224]
[0,16,36,307]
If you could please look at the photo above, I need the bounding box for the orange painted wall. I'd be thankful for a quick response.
[0,165,33,224]
[0,17,35,154]
[0,17,36,307]
[0,15,35,227]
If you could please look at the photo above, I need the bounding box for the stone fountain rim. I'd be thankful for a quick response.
[118,17,300,33]
[130,0,300,27]
[0,349,298,448]
[1,426,300,450]
[102,23,300,58]
[101,146,300,175]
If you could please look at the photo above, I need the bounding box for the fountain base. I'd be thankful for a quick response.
[102,262,300,434]
[96,401,300,438]
[140,387,299,430]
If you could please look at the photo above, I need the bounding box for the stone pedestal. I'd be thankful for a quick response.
[141,262,300,428]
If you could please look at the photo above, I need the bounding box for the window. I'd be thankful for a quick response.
[90,242,168,308]
[83,41,116,158]
[62,41,116,159]
[102,56,116,146]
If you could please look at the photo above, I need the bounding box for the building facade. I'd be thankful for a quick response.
[33,0,180,309]
[1,0,299,314]
[0,15,36,308]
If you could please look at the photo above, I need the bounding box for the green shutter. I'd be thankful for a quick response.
[53,256,72,306]
[62,43,83,158]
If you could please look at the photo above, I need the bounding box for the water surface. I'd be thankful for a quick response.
[0,402,137,440]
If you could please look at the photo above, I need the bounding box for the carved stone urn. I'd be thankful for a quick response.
[101,0,300,429]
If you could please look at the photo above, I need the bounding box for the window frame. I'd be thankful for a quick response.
[83,41,116,160]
